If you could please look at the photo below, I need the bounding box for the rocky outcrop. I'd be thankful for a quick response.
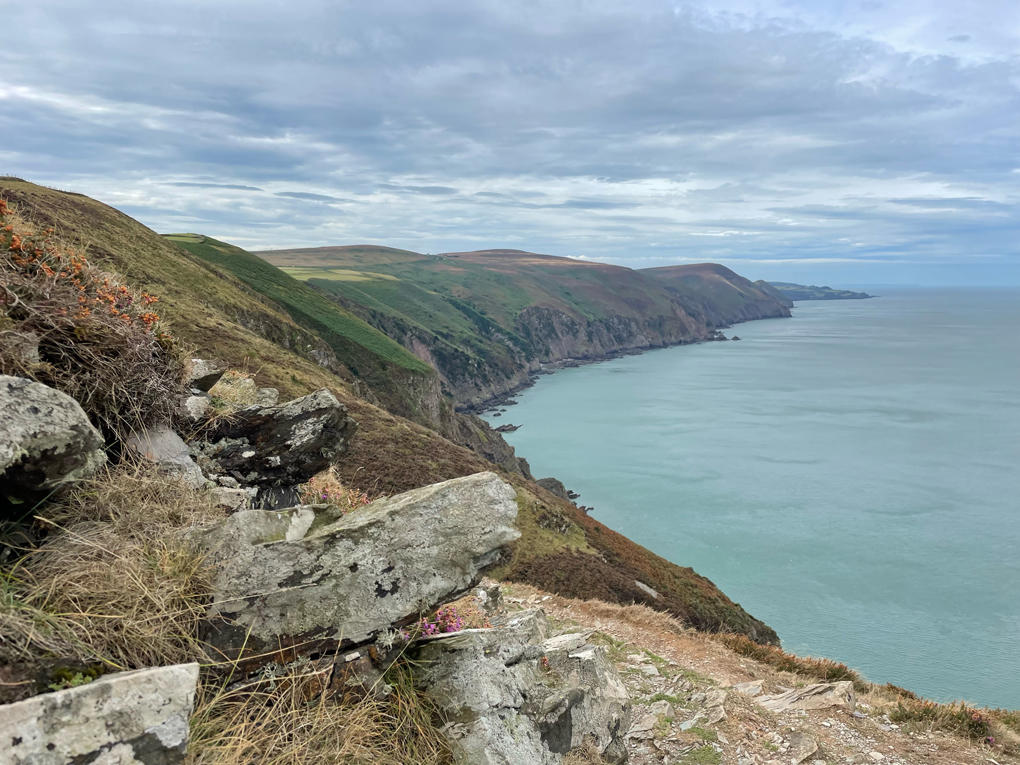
[536,477,570,501]
[1,663,199,765]
[185,359,225,392]
[1,376,107,518]
[194,388,356,487]
[201,472,519,664]
[416,609,631,764]
[757,681,856,712]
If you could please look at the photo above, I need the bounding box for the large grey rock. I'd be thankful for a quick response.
[201,472,519,663]
[416,609,631,765]
[125,425,204,490]
[194,388,355,487]
[757,681,856,712]
[0,376,106,517]
[186,359,225,392]
[0,663,199,765]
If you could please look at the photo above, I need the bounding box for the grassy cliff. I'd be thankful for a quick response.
[0,178,778,644]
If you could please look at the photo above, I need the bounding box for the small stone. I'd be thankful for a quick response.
[210,486,248,510]
[734,679,765,696]
[867,752,884,762]
[179,393,210,423]
[188,359,226,391]
[217,475,240,488]
[650,700,676,719]
[640,664,660,677]
[254,387,279,407]
[787,732,818,764]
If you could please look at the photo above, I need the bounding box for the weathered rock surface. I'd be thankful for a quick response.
[125,425,204,490]
[416,609,631,765]
[788,732,819,764]
[1,376,106,516]
[178,394,210,423]
[186,359,225,392]
[757,681,856,712]
[201,472,519,663]
[536,477,570,501]
[0,663,199,765]
[194,388,355,487]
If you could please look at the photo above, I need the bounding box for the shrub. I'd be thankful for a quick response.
[298,467,370,511]
[713,633,865,691]
[0,197,186,437]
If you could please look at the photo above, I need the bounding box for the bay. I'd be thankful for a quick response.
[485,288,1020,709]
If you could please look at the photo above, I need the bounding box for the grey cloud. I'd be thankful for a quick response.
[0,0,1015,284]
[275,191,346,202]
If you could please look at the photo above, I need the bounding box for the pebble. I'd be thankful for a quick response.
[868,751,885,762]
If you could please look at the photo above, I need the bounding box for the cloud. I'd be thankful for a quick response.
[0,0,1016,284]
[275,191,346,202]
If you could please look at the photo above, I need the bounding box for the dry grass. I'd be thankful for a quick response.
[206,368,260,417]
[713,632,865,690]
[0,197,187,438]
[0,463,223,669]
[563,737,606,764]
[298,466,371,512]
[188,661,453,765]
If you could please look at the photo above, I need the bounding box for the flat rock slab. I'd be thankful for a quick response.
[202,471,519,663]
[126,425,204,490]
[757,681,856,712]
[1,375,106,517]
[0,663,199,765]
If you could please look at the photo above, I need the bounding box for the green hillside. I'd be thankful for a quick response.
[163,234,435,421]
[0,177,778,644]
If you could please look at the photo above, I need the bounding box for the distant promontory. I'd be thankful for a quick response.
[768,282,875,301]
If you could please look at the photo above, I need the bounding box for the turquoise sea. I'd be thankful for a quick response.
[484,289,1020,709]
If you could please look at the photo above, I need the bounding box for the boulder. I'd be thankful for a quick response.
[201,472,519,664]
[757,681,856,712]
[194,389,355,486]
[186,359,225,392]
[415,609,631,765]
[125,425,205,490]
[536,477,570,501]
[1,376,106,518]
[0,663,199,765]
[788,732,819,764]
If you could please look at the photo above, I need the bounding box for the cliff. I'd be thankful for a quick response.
[256,247,792,410]
[770,281,875,300]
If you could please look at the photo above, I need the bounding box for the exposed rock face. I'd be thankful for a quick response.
[1,663,199,765]
[416,609,631,765]
[201,472,519,663]
[125,425,205,490]
[196,388,356,486]
[757,681,856,712]
[186,359,225,392]
[536,477,570,501]
[1,376,107,517]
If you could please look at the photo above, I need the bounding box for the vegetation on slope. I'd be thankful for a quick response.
[0,179,778,644]
[163,233,436,422]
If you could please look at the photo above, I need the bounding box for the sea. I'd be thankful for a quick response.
[483,288,1020,709]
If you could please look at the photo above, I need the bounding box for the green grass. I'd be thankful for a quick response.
[682,745,721,765]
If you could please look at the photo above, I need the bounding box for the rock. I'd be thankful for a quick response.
[178,394,210,423]
[195,389,356,487]
[639,664,659,677]
[201,472,519,664]
[416,609,631,765]
[649,699,676,719]
[757,682,855,713]
[628,713,659,739]
[1,376,107,517]
[788,733,819,764]
[209,486,248,511]
[732,336,741,341]
[493,423,521,433]
[867,752,884,762]
[254,387,279,407]
[734,679,764,696]
[0,662,199,765]
[186,359,225,392]
[125,425,204,490]
[634,580,660,599]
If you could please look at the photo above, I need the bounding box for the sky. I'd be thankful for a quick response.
[1,0,1017,285]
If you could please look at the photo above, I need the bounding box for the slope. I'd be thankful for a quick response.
[0,177,777,644]
[640,263,793,327]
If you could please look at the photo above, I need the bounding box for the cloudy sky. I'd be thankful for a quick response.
[2,0,1017,284]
